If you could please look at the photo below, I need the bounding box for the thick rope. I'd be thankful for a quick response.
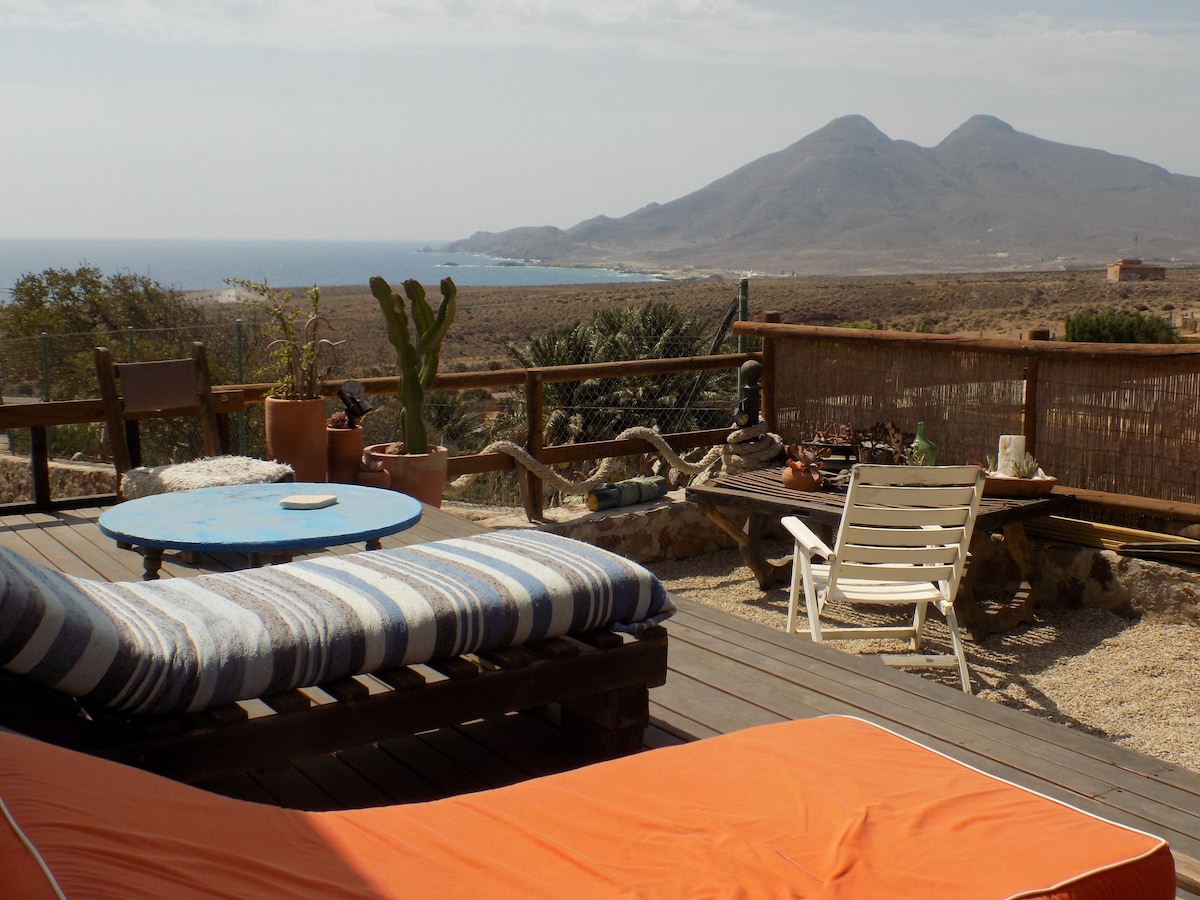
[444,422,784,497]
[720,421,786,474]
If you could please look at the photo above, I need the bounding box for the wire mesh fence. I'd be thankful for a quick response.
[1,323,744,509]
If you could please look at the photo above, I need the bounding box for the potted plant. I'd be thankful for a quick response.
[363,275,457,507]
[228,278,341,482]
[325,410,363,484]
[782,443,828,491]
[326,380,374,484]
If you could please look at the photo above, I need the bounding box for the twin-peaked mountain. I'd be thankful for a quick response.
[445,115,1200,275]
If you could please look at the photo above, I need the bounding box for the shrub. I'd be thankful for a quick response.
[1064,310,1178,343]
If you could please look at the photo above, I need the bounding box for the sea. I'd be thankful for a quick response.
[0,238,664,297]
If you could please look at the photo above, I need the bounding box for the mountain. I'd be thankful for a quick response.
[444,115,1200,275]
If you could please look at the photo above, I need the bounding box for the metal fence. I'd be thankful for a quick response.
[1,322,743,509]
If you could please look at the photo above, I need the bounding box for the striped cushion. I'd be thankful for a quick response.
[0,530,674,716]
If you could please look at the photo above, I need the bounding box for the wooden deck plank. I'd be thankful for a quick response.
[332,741,444,805]
[447,713,598,778]
[3,501,1199,893]
[677,600,1200,804]
[375,733,495,798]
[664,601,1200,860]
[289,753,399,810]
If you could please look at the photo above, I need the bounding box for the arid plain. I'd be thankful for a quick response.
[254,267,1200,375]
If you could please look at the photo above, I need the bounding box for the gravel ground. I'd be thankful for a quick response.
[645,539,1200,774]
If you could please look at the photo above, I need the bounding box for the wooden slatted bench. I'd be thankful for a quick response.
[0,626,668,783]
[0,530,674,783]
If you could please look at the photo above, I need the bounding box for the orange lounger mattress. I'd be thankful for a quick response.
[0,715,1174,899]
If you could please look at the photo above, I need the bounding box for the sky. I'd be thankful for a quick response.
[1,1,1198,243]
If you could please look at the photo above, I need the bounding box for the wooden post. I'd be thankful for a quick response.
[760,311,781,432]
[524,369,544,522]
[735,279,749,404]
[30,426,51,509]
[1023,331,1049,456]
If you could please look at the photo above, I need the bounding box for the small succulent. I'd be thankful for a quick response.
[786,443,830,471]
[985,451,1042,478]
[1012,451,1041,478]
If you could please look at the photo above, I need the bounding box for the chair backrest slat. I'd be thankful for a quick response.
[845,506,970,528]
[838,545,959,567]
[852,483,978,508]
[837,561,957,583]
[116,359,204,414]
[841,524,966,548]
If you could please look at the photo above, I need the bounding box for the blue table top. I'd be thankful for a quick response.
[99,483,423,553]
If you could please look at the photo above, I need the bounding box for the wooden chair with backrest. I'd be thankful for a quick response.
[94,342,226,480]
[94,342,290,502]
[781,463,986,693]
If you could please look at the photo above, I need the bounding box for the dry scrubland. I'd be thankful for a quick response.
[295,268,1200,374]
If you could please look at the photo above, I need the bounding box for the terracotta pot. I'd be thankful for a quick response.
[264,397,328,482]
[326,427,364,484]
[364,443,448,507]
[355,466,391,489]
[781,465,822,491]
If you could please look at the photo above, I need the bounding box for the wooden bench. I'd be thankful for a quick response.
[0,530,673,783]
[0,626,668,783]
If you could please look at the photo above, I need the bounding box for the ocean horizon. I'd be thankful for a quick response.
[0,238,665,296]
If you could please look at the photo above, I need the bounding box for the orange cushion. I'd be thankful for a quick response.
[0,716,1174,899]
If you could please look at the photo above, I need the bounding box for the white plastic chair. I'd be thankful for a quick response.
[782,464,985,693]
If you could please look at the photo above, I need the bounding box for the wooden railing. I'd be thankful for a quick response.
[0,354,749,520]
[737,319,1200,530]
[10,324,1200,531]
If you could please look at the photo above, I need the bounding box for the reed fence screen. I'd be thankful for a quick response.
[748,322,1200,505]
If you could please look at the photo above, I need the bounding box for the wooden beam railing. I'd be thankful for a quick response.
[734,319,1200,530]
[0,355,749,517]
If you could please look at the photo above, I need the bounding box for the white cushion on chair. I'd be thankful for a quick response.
[120,455,294,499]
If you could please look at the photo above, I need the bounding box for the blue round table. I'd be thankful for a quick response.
[99,482,423,579]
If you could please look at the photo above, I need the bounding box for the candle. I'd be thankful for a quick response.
[997,434,1025,477]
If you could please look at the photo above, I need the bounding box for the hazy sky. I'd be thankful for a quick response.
[2,1,1197,242]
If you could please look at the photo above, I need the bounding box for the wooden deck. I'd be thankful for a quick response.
[2,502,1199,897]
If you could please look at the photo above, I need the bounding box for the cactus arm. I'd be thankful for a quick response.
[403,279,435,338]
[417,278,457,389]
[369,276,412,359]
[370,275,456,453]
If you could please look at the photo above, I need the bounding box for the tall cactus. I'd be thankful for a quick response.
[369,275,457,453]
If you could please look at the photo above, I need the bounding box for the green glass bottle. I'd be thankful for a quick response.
[911,422,937,466]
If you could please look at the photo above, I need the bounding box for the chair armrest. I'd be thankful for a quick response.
[781,515,833,561]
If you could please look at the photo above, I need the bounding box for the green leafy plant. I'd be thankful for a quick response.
[227,278,341,400]
[369,275,457,453]
[1064,310,1178,343]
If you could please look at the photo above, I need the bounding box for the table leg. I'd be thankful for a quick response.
[955,523,1039,641]
[697,503,792,589]
[141,547,164,581]
[366,538,382,551]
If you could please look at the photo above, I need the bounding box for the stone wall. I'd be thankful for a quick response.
[0,456,116,505]
[543,492,1200,625]
[541,491,736,564]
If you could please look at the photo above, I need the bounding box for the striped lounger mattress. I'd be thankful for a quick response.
[0,529,674,716]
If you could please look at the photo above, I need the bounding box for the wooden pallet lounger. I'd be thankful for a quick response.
[0,715,1175,898]
[0,530,673,782]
